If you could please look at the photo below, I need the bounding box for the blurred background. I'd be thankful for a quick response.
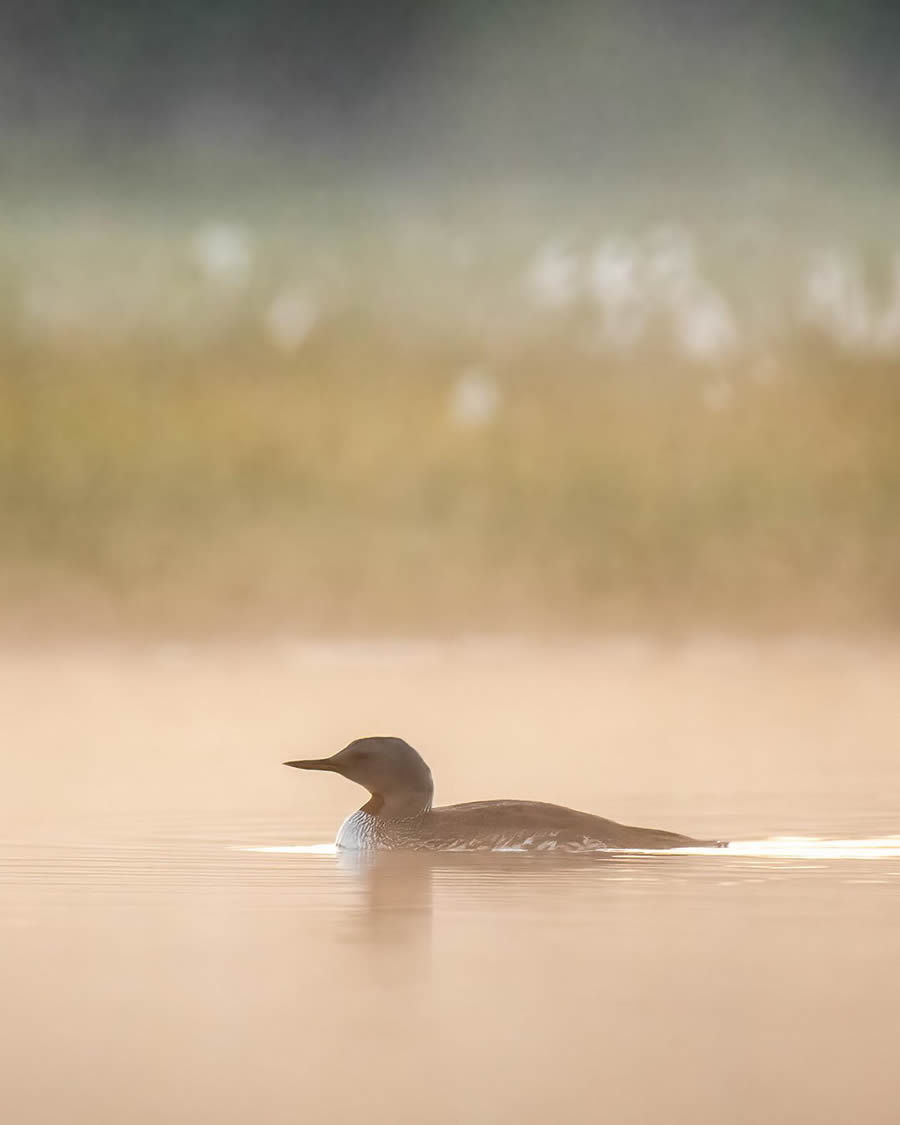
[2,0,900,634]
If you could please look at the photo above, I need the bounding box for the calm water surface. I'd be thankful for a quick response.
[3,639,900,1124]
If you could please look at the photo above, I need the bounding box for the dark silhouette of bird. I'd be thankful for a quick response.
[285,736,727,852]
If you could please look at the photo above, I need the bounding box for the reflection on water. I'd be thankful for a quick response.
[2,815,900,1124]
[245,836,900,859]
[4,639,900,1123]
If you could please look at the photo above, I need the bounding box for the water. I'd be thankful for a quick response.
[3,638,900,1124]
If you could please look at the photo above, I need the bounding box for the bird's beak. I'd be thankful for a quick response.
[283,756,341,772]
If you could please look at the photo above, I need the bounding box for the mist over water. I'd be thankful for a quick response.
[5,639,900,1125]
[4,4,900,1122]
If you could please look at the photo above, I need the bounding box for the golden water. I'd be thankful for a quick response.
[4,638,899,1123]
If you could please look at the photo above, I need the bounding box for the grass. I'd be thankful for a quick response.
[1,212,899,634]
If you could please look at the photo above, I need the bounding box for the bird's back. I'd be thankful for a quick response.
[418,799,725,851]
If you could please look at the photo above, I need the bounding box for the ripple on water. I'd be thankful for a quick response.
[238,836,900,860]
[2,834,900,915]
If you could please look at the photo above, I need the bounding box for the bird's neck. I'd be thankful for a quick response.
[362,787,432,819]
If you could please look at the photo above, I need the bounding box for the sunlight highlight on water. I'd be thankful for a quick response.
[237,837,900,859]
[724,836,900,859]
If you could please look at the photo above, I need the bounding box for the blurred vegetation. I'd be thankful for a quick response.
[3,0,899,635]
[1,209,899,634]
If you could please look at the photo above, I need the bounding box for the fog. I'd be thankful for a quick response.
[3,8,900,1123]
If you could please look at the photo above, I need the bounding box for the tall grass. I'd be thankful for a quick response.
[2,211,899,633]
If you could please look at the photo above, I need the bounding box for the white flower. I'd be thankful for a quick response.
[525,242,579,308]
[264,288,319,352]
[587,238,646,350]
[801,250,869,348]
[191,223,254,285]
[450,367,501,427]
[672,285,739,361]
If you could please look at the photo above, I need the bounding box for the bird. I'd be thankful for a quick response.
[284,736,727,852]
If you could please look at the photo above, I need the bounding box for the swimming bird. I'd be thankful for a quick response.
[284,736,727,852]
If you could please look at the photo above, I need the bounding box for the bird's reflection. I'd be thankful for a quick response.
[328,834,900,951]
[336,849,435,949]
[333,847,669,951]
